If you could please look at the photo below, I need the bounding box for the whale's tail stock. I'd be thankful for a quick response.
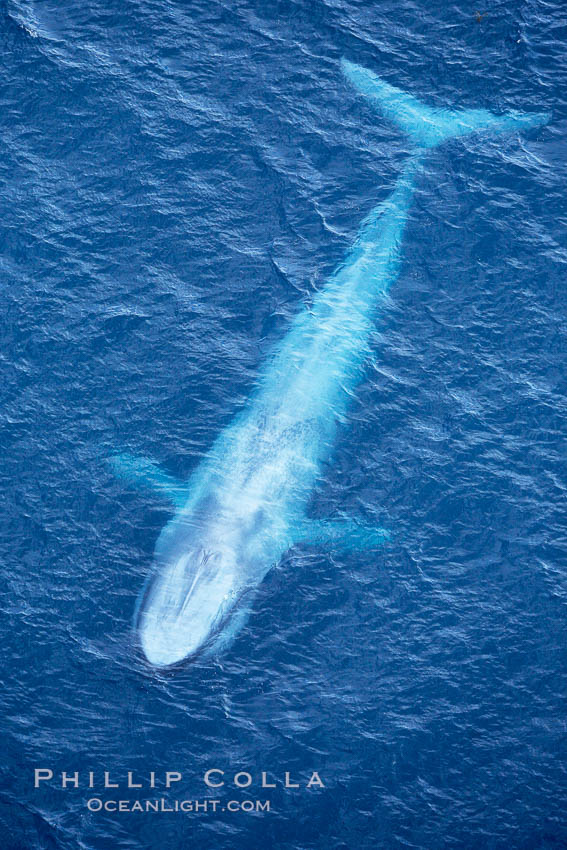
[341,59,550,150]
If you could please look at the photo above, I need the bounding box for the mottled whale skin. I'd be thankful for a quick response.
[113,61,549,667]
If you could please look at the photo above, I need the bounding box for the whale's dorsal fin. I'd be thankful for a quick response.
[109,453,187,509]
[293,518,390,552]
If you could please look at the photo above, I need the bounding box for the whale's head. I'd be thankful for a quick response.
[133,490,287,668]
[136,539,246,667]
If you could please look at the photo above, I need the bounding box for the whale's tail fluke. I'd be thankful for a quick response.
[341,59,550,149]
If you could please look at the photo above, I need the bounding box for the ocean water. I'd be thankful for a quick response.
[1,0,566,847]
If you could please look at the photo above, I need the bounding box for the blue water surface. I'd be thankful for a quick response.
[1,0,566,848]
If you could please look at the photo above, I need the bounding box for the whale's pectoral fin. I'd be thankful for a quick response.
[109,453,187,510]
[293,519,390,552]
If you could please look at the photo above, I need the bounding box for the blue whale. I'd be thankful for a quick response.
[112,61,549,667]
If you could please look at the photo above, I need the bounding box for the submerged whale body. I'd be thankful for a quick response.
[112,61,549,667]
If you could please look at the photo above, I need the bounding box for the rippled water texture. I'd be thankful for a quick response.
[1,0,566,847]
